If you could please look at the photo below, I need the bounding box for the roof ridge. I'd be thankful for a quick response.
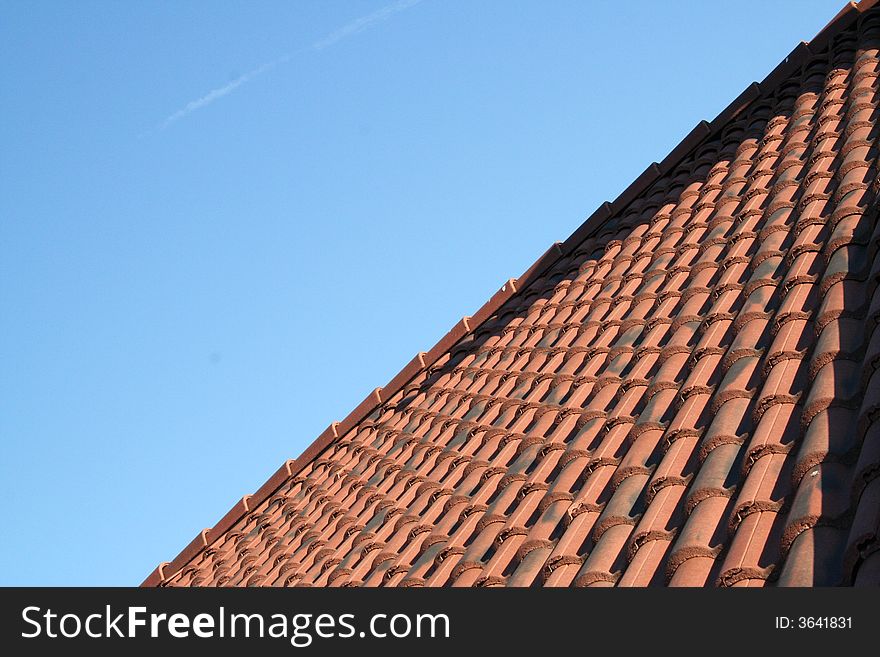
[142,0,879,586]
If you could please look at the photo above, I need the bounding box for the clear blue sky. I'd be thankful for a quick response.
[1,0,840,585]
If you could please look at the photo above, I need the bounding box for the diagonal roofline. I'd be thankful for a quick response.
[142,0,879,586]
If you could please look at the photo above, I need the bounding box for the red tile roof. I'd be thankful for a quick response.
[145,0,880,587]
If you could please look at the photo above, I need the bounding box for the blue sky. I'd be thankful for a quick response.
[0,0,839,585]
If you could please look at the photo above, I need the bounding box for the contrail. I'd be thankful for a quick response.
[152,0,424,132]
[157,54,291,131]
[312,0,423,50]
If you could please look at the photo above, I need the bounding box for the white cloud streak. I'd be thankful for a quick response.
[157,54,291,131]
[312,0,423,50]
[152,0,424,132]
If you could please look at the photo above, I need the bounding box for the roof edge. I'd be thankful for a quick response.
[142,0,877,586]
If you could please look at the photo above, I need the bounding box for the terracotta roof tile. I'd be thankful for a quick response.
[147,0,880,587]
